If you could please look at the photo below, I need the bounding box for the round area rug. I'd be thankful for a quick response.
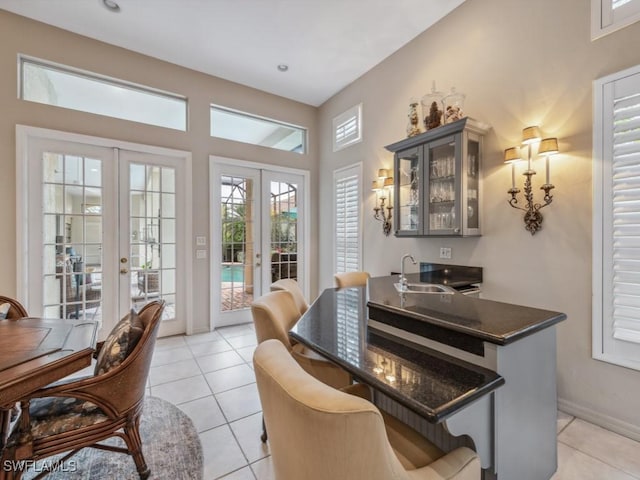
[24,396,203,480]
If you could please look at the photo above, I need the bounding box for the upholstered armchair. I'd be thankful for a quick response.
[334,271,371,288]
[270,278,309,315]
[1,300,165,480]
[254,339,481,480]
[0,296,28,320]
[251,290,350,390]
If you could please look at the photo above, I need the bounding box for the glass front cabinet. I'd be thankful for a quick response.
[385,117,488,237]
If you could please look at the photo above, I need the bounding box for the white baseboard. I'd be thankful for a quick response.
[558,397,640,442]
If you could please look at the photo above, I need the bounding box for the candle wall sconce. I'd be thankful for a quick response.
[372,168,393,236]
[504,126,559,235]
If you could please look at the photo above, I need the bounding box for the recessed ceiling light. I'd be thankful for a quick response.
[102,0,121,12]
[277,64,289,72]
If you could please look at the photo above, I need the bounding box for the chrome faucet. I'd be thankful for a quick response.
[400,254,417,290]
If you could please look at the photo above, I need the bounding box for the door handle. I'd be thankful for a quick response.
[256,262,261,267]
[120,268,129,274]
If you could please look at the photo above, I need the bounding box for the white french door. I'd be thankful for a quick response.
[210,157,309,328]
[18,128,191,339]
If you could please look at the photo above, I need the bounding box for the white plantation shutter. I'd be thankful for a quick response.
[333,104,362,152]
[334,164,362,274]
[594,64,640,370]
[592,0,640,39]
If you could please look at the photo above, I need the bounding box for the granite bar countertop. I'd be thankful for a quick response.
[290,286,504,423]
[368,274,566,346]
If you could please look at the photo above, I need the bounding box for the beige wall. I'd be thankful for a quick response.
[318,0,640,437]
[0,10,319,332]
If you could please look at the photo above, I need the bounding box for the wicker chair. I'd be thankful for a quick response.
[0,296,28,452]
[1,300,165,480]
[0,296,28,320]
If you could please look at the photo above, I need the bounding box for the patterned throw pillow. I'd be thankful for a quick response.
[0,303,10,319]
[94,309,145,376]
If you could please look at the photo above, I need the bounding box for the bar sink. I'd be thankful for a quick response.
[394,283,455,294]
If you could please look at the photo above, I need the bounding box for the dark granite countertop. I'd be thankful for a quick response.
[368,274,566,345]
[290,287,504,423]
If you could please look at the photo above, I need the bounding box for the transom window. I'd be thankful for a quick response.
[19,56,187,131]
[210,105,306,154]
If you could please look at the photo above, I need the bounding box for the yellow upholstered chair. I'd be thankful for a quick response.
[251,290,349,389]
[270,278,309,315]
[254,339,480,480]
[334,271,371,288]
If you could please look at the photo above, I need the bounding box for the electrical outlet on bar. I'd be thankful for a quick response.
[439,247,452,259]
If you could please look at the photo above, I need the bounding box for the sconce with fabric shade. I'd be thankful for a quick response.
[521,126,542,145]
[539,138,559,155]
[373,170,393,235]
[505,127,559,235]
[504,147,522,190]
[503,147,522,163]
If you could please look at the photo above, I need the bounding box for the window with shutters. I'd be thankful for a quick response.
[592,0,640,39]
[333,104,362,152]
[334,164,362,274]
[593,63,640,371]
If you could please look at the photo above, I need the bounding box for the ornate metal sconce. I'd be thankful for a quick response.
[373,169,393,236]
[505,127,559,235]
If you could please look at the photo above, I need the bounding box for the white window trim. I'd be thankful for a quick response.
[333,163,363,274]
[333,103,363,152]
[592,0,640,40]
[593,63,640,371]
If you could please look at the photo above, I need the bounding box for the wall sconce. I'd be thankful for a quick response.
[505,126,559,235]
[372,168,393,236]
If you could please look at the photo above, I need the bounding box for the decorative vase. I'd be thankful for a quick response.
[442,87,466,124]
[420,82,444,131]
[406,100,421,137]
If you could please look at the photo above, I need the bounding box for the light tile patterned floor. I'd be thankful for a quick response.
[150,323,640,480]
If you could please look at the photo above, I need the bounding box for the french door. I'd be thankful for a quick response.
[18,129,190,339]
[210,158,308,327]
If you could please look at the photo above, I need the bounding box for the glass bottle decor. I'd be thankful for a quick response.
[420,81,444,131]
[442,87,466,124]
[406,100,421,137]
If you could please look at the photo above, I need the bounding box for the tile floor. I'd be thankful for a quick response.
[148,323,640,480]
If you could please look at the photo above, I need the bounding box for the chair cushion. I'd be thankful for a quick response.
[26,396,108,439]
[0,303,10,319]
[94,309,145,376]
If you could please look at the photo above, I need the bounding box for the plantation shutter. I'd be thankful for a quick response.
[333,104,362,152]
[334,165,362,274]
[594,0,640,39]
[594,65,640,370]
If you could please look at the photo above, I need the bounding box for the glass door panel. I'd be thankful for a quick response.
[269,180,299,283]
[219,173,259,317]
[427,138,457,234]
[465,138,480,231]
[42,152,104,322]
[396,148,421,235]
[129,163,177,322]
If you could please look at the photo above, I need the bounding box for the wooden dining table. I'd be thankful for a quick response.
[0,317,98,449]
